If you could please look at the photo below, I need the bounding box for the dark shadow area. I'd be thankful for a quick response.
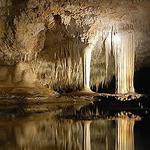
[135,119,150,150]
[11,0,29,16]
[60,95,150,120]
[134,67,150,94]
[39,14,86,62]
[92,76,116,94]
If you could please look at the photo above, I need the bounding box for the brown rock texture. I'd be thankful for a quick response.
[0,0,149,94]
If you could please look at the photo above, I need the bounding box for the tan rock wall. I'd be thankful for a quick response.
[0,62,37,87]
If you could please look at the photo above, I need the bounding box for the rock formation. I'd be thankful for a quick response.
[0,0,149,96]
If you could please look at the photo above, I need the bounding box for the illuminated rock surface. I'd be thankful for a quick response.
[0,0,149,96]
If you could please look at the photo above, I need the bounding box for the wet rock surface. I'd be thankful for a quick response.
[0,94,149,120]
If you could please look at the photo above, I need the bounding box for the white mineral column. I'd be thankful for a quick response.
[114,32,135,94]
[82,45,92,91]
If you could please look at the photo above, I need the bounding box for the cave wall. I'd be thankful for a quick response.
[0,0,149,93]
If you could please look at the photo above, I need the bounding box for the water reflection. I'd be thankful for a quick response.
[82,121,91,150]
[116,119,135,150]
[0,114,142,150]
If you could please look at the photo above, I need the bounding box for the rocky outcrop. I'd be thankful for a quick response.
[0,62,36,86]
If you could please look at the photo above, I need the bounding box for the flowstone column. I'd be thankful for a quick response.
[82,45,92,92]
[114,32,135,94]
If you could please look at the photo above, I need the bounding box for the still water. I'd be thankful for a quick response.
[0,112,149,150]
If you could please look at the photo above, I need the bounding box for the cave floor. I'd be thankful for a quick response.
[0,93,149,120]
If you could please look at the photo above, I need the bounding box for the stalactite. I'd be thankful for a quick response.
[102,23,135,94]
[105,27,113,82]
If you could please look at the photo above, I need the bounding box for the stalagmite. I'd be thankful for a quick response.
[115,119,135,150]
[82,121,91,150]
[113,32,135,94]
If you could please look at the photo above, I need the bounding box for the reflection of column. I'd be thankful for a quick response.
[116,119,135,150]
[114,33,135,94]
[82,46,92,91]
[15,122,37,147]
[82,121,91,150]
